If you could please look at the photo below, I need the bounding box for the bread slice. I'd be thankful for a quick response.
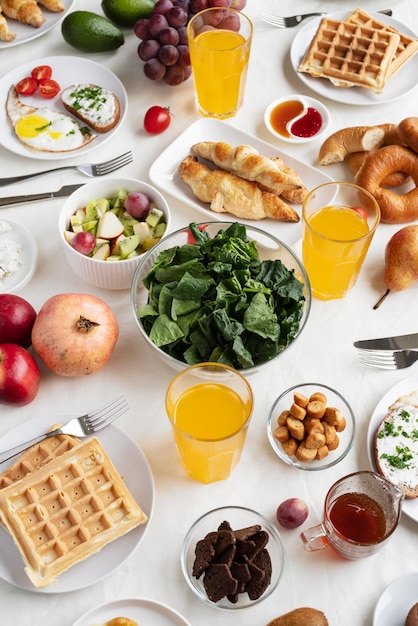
[61,84,120,133]
[374,390,418,498]
[267,607,329,626]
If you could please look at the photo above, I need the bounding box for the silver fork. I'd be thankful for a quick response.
[356,349,418,370]
[260,8,393,28]
[0,395,128,464]
[0,151,133,187]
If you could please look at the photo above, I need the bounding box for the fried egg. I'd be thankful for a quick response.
[6,85,97,153]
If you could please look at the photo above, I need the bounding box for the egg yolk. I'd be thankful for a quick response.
[15,114,61,140]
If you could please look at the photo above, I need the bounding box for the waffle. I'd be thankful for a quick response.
[346,8,418,78]
[298,16,401,92]
[0,437,148,588]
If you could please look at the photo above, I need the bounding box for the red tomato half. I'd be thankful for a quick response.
[15,77,37,96]
[31,65,53,82]
[144,106,171,134]
[38,78,61,99]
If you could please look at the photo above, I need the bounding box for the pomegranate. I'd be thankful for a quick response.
[31,293,119,377]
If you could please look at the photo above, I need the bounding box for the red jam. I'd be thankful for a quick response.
[290,107,323,138]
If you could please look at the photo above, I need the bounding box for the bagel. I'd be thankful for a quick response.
[318,123,402,165]
[354,145,418,223]
[398,117,418,154]
[348,151,411,187]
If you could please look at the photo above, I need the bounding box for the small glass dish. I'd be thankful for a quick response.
[264,94,330,144]
[267,382,356,471]
[181,505,285,610]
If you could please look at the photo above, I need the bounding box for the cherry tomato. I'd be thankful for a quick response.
[31,65,53,82]
[352,206,368,220]
[144,106,171,134]
[15,77,37,96]
[38,78,61,99]
[186,224,208,244]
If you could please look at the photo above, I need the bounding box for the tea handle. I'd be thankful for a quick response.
[300,523,329,551]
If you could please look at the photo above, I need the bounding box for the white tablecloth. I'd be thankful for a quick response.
[1,1,417,624]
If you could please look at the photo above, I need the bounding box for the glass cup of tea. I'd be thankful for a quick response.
[165,362,253,484]
[302,182,380,300]
[187,7,253,119]
[300,471,404,559]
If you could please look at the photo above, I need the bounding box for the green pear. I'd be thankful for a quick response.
[374,225,418,308]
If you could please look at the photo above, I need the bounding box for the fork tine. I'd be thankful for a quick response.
[261,13,286,27]
[95,151,133,175]
[86,396,129,427]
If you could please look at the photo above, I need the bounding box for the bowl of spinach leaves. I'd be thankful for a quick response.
[130,222,311,374]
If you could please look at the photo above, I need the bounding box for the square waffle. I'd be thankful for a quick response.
[298,16,401,92]
[0,437,148,588]
[345,8,418,78]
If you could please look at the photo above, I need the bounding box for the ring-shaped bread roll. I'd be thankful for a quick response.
[398,117,418,154]
[354,145,418,224]
[348,151,411,187]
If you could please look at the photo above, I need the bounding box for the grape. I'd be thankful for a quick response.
[177,25,188,44]
[134,18,151,39]
[159,43,179,65]
[209,0,230,6]
[276,498,309,529]
[166,6,188,28]
[190,0,208,12]
[124,193,151,219]
[148,13,169,37]
[144,58,167,80]
[203,9,223,26]
[230,0,246,9]
[153,0,174,14]
[71,231,95,256]
[159,26,180,45]
[138,39,160,61]
[176,44,190,67]
[173,0,191,12]
[163,63,186,86]
[219,12,240,31]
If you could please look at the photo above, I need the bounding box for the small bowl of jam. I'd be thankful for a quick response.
[264,95,330,144]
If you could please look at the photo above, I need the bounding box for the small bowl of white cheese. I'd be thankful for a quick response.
[0,220,37,293]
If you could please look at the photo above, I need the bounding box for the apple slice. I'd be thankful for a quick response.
[64,230,76,244]
[96,212,124,240]
[92,242,111,260]
[133,221,151,244]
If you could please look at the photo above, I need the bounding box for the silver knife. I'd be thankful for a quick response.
[354,333,418,351]
[0,184,84,207]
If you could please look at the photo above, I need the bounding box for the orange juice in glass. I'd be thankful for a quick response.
[166,363,253,483]
[187,8,253,119]
[302,182,380,300]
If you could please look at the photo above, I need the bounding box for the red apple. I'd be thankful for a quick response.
[0,343,40,406]
[0,294,37,348]
[31,293,119,377]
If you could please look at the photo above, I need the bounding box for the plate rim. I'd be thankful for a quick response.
[0,55,128,160]
[373,571,418,626]
[290,10,418,106]
[0,415,155,593]
[0,218,38,294]
[72,597,193,626]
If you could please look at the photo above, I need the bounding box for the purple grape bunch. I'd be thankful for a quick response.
[134,0,247,86]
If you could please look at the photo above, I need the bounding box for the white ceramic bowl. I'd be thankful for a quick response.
[0,219,37,293]
[130,222,311,374]
[264,94,330,144]
[267,382,356,471]
[59,178,171,290]
[181,505,285,610]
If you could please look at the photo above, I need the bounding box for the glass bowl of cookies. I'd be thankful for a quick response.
[181,505,285,610]
[267,383,356,471]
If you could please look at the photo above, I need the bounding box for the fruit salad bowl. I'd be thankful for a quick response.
[59,177,171,290]
[130,221,311,375]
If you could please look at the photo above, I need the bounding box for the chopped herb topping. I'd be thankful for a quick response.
[381,445,413,469]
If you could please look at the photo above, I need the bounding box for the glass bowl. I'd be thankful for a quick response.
[130,221,311,374]
[181,505,285,610]
[267,383,356,470]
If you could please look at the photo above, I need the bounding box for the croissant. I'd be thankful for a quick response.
[0,7,16,40]
[191,141,301,196]
[178,155,299,222]
[37,0,64,11]
[1,0,45,27]
[270,156,309,204]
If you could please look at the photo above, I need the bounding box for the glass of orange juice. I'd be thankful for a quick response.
[302,182,380,300]
[187,7,253,119]
[165,362,253,483]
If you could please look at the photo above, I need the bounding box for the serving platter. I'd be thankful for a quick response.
[367,372,418,522]
[0,0,75,49]
[0,416,154,593]
[290,11,418,105]
[0,56,128,160]
[149,118,333,247]
[373,572,418,626]
[0,219,37,293]
[72,598,192,626]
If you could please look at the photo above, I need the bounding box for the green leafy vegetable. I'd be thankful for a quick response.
[137,222,306,369]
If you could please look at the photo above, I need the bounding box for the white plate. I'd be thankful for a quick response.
[0,0,75,49]
[149,118,333,246]
[0,219,38,293]
[72,598,192,626]
[290,11,418,105]
[0,56,128,160]
[367,373,418,522]
[373,572,418,626]
[0,416,154,593]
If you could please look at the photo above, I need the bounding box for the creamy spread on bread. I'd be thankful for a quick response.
[60,84,120,133]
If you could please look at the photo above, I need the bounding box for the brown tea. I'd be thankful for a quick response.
[329,492,387,544]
